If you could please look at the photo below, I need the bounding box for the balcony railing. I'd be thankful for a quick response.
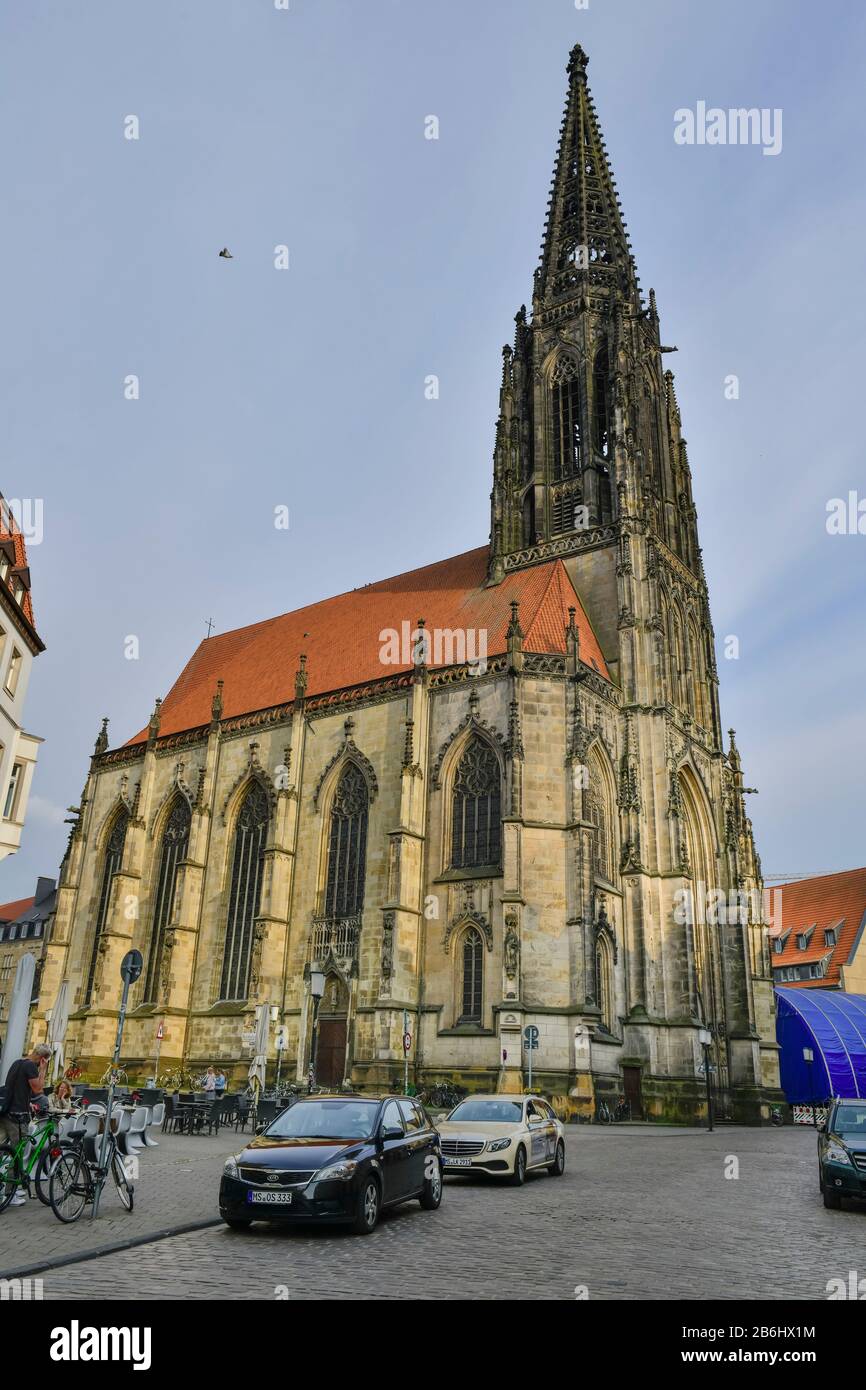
[310,914,362,962]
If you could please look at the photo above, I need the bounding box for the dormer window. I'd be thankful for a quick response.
[13,580,24,605]
[0,555,8,583]
[797,933,808,950]
[824,928,837,948]
[774,937,784,955]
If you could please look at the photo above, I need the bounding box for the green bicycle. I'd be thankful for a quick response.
[0,1112,68,1211]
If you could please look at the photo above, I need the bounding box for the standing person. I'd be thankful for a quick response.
[0,1042,51,1207]
[214,1068,226,1098]
[203,1066,216,1095]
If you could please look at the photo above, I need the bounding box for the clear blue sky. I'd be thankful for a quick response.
[2,0,865,899]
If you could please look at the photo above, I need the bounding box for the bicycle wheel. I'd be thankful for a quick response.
[34,1143,60,1206]
[49,1148,89,1223]
[110,1150,134,1212]
[0,1143,20,1213]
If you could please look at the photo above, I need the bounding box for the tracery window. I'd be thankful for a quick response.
[593,346,611,458]
[324,762,369,919]
[596,935,614,1031]
[451,737,501,870]
[551,358,582,482]
[143,796,191,1002]
[461,928,484,1023]
[84,810,129,1005]
[219,780,269,1001]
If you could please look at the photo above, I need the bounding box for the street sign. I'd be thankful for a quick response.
[155,1021,164,1041]
[120,949,143,985]
[523,1025,539,1050]
[402,1032,412,1053]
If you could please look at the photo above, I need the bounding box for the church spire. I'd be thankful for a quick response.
[534,43,640,315]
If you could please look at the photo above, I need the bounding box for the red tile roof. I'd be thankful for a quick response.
[769,867,866,988]
[127,546,609,745]
[0,497,37,631]
[0,896,35,925]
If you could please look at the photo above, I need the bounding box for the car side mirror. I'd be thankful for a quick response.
[255,1122,266,1135]
[381,1125,403,1142]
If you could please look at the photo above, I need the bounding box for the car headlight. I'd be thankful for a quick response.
[223,1156,240,1179]
[825,1141,852,1166]
[313,1160,359,1183]
[486,1137,512,1153]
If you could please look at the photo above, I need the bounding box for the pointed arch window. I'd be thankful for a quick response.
[587,788,613,882]
[596,935,614,1032]
[592,346,611,458]
[143,796,191,1002]
[551,359,582,481]
[220,780,270,1001]
[324,762,369,919]
[84,810,129,1005]
[451,736,501,870]
[521,491,536,547]
[552,486,583,536]
[461,927,484,1023]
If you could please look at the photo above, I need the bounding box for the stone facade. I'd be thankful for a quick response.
[34,44,782,1122]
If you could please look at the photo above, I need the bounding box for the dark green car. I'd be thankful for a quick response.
[818,1099,866,1209]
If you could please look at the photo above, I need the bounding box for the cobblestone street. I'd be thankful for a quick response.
[3,1123,863,1301]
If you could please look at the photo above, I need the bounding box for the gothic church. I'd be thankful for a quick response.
[39,46,781,1121]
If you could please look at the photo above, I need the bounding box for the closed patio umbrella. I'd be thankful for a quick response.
[247,1002,269,1093]
[0,954,37,1084]
[48,979,70,1081]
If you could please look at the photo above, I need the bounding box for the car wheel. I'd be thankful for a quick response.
[352,1178,380,1234]
[509,1145,527,1187]
[548,1140,565,1177]
[419,1158,443,1210]
[222,1215,252,1230]
[823,1187,842,1210]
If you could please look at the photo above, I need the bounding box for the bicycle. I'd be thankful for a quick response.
[0,1110,68,1211]
[48,1115,134,1223]
[595,1098,613,1124]
[99,1065,129,1088]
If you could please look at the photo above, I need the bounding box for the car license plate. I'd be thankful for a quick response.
[445,1157,473,1167]
[247,1190,293,1204]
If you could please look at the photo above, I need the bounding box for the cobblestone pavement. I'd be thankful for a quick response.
[0,1130,225,1274]
[10,1123,862,1300]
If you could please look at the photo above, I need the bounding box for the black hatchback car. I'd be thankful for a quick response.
[220,1094,442,1234]
[818,1098,866,1209]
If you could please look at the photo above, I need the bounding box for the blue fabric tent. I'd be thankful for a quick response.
[775,988,866,1103]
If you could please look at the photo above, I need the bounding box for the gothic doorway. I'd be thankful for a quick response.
[622,1065,643,1120]
[315,973,349,1089]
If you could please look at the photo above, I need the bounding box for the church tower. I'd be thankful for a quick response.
[488,45,708,703]
[489,44,778,1116]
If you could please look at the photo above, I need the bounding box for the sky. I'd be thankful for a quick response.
[1,0,865,900]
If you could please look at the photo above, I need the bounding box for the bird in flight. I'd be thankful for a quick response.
[218,247,233,259]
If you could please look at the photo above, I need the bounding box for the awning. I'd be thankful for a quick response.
[775,987,866,1103]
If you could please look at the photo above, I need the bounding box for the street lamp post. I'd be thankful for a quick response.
[308,970,325,1090]
[803,1046,817,1127]
[698,1027,714,1132]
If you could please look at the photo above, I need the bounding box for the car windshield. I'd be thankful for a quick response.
[447,1099,524,1124]
[265,1100,379,1141]
[833,1104,866,1137]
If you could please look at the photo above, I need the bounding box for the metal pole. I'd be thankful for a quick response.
[808,1061,816,1127]
[309,996,321,1089]
[704,1045,714,1133]
[527,1038,533,1092]
[403,1009,409,1095]
[153,1021,163,1084]
[92,974,131,1221]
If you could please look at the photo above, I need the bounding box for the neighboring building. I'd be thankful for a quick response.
[769,868,866,993]
[38,45,780,1122]
[0,494,45,859]
[0,877,56,1028]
